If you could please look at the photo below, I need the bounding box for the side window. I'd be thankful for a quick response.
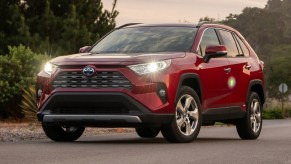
[198,28,220,56]
[219,30,239,58]
[234,34,250,57]
[233,34,243,56]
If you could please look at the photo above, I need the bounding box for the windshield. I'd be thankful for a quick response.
[90,26,197,54]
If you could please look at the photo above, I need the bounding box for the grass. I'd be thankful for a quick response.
[262,107,287,119]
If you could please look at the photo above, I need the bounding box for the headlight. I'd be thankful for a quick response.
[44,62,58,75]
[128,60,171,75]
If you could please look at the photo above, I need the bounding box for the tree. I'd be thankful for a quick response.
[60,4,92,54]
[0,0,119,55]
[265,0,282,11]
[0,1,31,54]
[223,7,285,52]
[24,0,119,55]
[268,45,291,100]
[198,16,216,23]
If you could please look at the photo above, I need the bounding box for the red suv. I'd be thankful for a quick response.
[37,23,265,143]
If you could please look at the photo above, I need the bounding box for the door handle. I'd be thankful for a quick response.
[245,64,252,70]
[224,68,231,73]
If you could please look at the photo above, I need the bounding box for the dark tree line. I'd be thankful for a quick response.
[0,0,118,56]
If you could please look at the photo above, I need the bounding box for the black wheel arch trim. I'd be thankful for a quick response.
[247,79,265,105]
[174,73,203,104]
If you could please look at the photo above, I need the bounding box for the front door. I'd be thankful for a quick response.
[197,28,231,111]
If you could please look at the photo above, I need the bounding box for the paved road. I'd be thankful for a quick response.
[1,119,291,164]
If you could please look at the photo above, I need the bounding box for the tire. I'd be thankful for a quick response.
[161,86,202,143]
[135,127,160,138]
[236,92,262,139]
[42,124,85,142]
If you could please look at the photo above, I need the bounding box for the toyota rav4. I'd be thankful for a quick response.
[37,23,265,143]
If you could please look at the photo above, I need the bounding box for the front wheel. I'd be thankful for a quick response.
[161,86,202,143]
[42,124,85,142]
[236,92,262,139]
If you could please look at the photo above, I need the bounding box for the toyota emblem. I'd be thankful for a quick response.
[82,66,95,77]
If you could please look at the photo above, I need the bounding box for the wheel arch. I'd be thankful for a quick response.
[247,80,265,105]
[175,73,203,104]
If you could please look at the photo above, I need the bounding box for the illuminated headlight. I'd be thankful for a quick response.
[44,62,58,75]
[128,60,171,75]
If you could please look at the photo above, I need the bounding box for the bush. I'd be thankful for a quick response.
[0,45,48,119]
[263,108,284,119]
[20,86,37,121]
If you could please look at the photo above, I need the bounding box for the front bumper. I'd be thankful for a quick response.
[37,92,173,127]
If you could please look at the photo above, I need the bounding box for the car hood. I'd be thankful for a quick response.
[50,52,186,66]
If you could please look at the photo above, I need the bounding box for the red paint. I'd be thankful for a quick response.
[36,23,264,115]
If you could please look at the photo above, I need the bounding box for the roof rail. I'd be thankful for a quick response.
[196,21,221,27]
[117,23,142,29]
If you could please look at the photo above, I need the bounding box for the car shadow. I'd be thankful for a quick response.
[71,136,241,144]
[75,137,168,144]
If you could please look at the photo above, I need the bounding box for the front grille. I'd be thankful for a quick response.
[52,71,132,89]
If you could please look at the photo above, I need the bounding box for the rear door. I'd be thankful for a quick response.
[217,30,252,108]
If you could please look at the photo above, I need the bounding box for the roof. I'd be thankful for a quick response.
[117,22,236,31]
[117,23,198,28]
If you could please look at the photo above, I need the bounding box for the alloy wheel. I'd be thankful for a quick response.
[175,94,199,136]
[250,99,261,133]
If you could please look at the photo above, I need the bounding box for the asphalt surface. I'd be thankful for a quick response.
[0,119,291,164]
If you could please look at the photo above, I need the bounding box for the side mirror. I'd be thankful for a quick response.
[203,45,227,63]
[79,46,91,53]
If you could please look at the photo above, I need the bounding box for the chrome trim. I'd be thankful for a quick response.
[196,27,233,55]
[195,27,209,55]
[43,115,142,123]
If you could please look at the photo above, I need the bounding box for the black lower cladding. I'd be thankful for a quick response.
[37,92,173,127]
[202,106,246,125]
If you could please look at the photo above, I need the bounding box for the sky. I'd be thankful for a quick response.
[103,0,268,26]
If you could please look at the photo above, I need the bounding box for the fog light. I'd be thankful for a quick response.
[159,89,166,97]
[37,89,42,97]
[156,83,167,104]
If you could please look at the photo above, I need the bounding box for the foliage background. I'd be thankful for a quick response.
[1,0,291,119]
[0,0,118,56]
